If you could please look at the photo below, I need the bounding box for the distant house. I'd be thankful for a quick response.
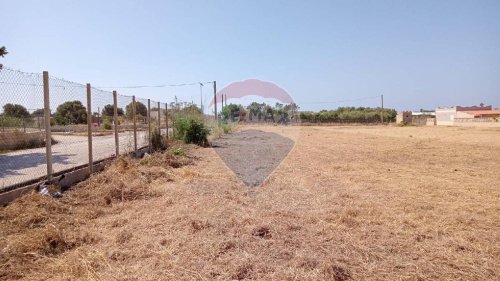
[435,104,499,126]
[456,110,500,119]
[396,111,435,126]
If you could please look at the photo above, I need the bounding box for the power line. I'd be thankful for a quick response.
[95,81,214,89]
[300,95,380,105]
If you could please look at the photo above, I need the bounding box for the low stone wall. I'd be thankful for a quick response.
[454,118,500,128]
[0,131,45,150]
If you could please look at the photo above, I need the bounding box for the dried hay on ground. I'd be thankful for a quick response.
[1,126,499,280]
[0,147,194,280]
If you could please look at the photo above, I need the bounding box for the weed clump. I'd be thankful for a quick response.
[174,116,209,146]
[151,128,167,151]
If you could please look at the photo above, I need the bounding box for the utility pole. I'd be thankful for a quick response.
[213,81,217,121]
[381,94,384,123]
[199,82,204,115]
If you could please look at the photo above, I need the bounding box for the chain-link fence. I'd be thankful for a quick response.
[0,69,46,190]
[0,67,174,191]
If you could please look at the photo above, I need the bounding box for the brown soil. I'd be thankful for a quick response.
[212,129,294,186]
[0,125,499,280]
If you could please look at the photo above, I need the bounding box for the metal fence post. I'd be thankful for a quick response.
[165,103,169,139]
[113,91,119,157]
[86,83,93,174]
[132,96,137,156]
[43,71,53,181]
[148,99,151,152]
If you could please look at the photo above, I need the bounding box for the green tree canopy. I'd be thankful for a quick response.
[222,103,241,121]
[0,46,7,69]
[2,103,30,118]
[54,100,87,125]
[31,108,45,117]
[0,46,7,57]
[101,104,124,117]
[126,101,147,118]
[181,104,202,115]
[299,107,397,123]
[247,102,264,121]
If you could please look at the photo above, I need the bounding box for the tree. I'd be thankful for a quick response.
[101,104,124,117]
[0,46,7,57]
[247,102,264,121]
[182,104,202,115]
[31,108,45,117]
[222,103,241,121]
[2,103,30,118]
[0,46,7,69]
[54,100,87,125]
[126,101,147,118]
[263,104,275,122]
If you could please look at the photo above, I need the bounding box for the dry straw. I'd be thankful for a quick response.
[1,126,499,280]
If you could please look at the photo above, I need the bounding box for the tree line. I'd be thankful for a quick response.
[2,101,397,126]
[222,103,396,123]
[299,107,397,123]
[1,101,150,125]
[222,102,300,124]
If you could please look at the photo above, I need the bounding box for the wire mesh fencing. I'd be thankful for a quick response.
[0,67,171,191]
[0,68,46,189]
[116,93,136,155]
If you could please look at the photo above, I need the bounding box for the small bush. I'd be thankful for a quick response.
[171,147,185,156]
[174,116,209,146]
[14,137,57,150]
[220,122,233,134]
[211,121,234,138]
[103,121,112,130]
[151,128,167,151]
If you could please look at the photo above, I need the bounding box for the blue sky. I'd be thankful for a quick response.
[2,0,499,111]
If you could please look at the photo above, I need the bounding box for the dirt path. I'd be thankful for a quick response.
[212,129,294,186]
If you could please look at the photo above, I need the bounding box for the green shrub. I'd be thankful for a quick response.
[103,120,112,130]
[174,116,209,146]
[170,147,185,156]
[220,122,233,134]
[13,137,57,150]
[0,116,23,127]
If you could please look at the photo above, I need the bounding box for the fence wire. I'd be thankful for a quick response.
[0,67,172,191]
[116,93,136,155]
[0,68,46,189]
[48,76,88,176]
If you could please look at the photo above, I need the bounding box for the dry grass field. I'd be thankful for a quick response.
[1,125,499,280]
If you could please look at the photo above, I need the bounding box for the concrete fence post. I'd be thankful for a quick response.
[132,96,138,156]
[165,103,169,139]
[113,91,119,157]
[86,84,93,174]
[157,101,161,135]
[148,99,151,152]
[43,71,53,181]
